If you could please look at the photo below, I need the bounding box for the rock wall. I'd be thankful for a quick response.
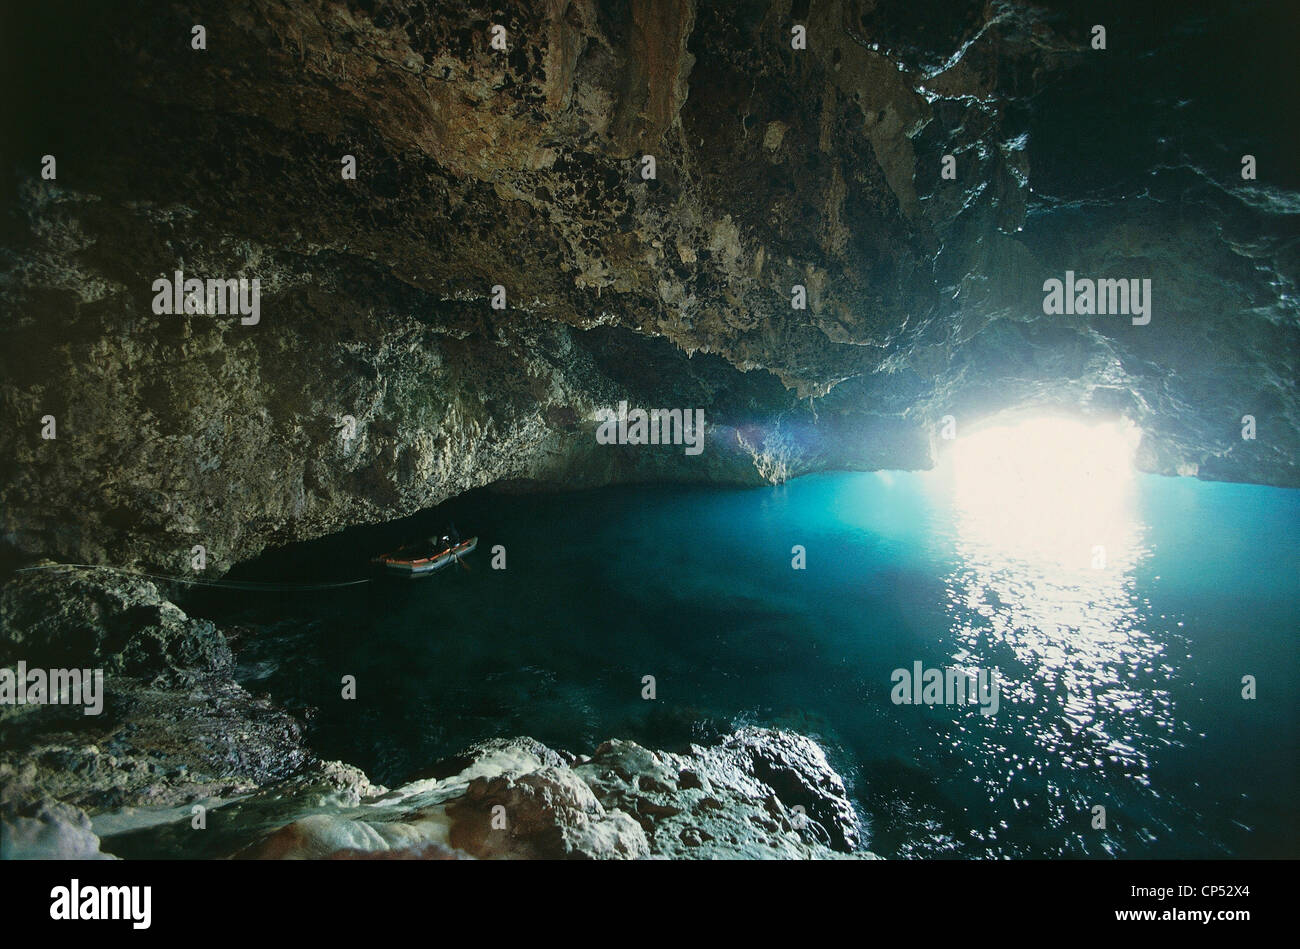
[1,0,1296,572]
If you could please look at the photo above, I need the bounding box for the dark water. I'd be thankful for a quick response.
[191,470,1299,859]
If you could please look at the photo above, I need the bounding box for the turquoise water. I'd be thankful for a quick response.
[197,471,1299,859]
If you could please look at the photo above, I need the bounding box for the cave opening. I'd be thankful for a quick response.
[929,413,1143,571]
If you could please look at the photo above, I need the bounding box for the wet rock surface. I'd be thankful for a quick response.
[573,728,865,857]
[1,799,118,861]
[0,567,311,853]
[140,731,868,860]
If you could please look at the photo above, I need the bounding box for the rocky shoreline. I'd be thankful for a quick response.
[0,567,872,859]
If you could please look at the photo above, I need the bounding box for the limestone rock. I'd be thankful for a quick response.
[0,799,117,860]
[0,568,309,814]
[1,1,1293,574]
[198,732,869,860]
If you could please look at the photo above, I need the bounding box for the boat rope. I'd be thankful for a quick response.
[13,562,373,591]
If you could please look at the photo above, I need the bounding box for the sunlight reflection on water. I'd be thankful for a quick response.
[924,416,1183,854]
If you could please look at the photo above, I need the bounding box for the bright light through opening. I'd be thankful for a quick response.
[935,416,1143,572]
[924,420,1158,787]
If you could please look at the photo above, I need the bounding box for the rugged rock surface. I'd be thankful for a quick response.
[110,731,869,860]
[1,799,119,861]
[572,728,864,857]
[0,566,310,853]
[1,0,1296,574]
